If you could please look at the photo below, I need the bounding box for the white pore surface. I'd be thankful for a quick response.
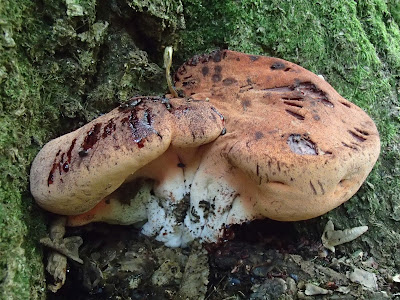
[137,162,249,247]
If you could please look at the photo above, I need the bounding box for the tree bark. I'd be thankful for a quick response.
[1,0,398,298]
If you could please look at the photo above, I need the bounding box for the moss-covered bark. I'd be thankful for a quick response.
[1,0,399,298]
[0,0,183,298]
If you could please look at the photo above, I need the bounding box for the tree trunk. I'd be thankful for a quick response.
[1,0,399,298]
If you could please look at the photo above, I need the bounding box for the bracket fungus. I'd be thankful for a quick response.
[30,50,380,247]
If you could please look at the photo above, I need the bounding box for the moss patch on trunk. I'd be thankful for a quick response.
[0,0,183,298]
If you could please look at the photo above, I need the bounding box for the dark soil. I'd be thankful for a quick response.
[46,219,398,299]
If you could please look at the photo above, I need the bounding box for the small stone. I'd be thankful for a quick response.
[286,277,297,295]
[349,268,378,290]
[363,257,379,269]
[336,286,351,294]
[304,283,330,296]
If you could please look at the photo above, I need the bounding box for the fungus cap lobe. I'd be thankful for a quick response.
[30,97,225,215]
[175,50,380,222]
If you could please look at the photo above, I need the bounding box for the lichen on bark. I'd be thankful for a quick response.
[1,0,399,298]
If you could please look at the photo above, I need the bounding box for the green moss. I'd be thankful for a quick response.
[388,0,400,25]
[1,0,184,298]
[86,28,165,113]
[125,0,185,49]
[0,1,49,298]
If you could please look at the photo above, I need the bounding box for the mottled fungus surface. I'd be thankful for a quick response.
[174,50,380,226]
[30,51,380,247]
